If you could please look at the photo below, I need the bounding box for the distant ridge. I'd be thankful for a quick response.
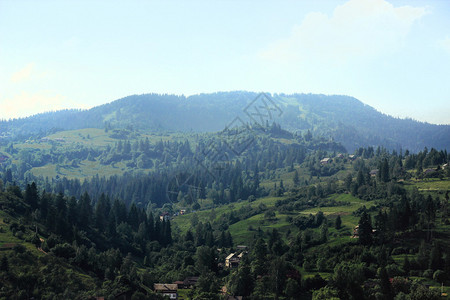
[1,91,449,152]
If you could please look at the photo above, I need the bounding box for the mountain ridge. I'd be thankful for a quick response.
[1,91,449,152]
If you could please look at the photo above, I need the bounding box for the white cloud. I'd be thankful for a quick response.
[438,36,450,54]
[260,0,428,65]
[0,92,87,120]
[10,63,35,83]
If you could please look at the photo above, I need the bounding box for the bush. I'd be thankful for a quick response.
[422,269,434,278]
[51,243,75,259]
[433,269,446,283]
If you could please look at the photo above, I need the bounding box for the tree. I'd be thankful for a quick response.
[228,256,254,297]
[378,267,393,300]
[78,192,92,229]
[312,286,340,300]
[358,211,373,246]
[0,256,8,272]
[24,182,39,210]
[332,261,365,299]
[320,221,328,243]
[270,257,288,297]
[380,158,390,182]
[335,215,342,230]
[293,170,300,186]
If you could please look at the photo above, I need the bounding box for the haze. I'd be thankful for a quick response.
[1,0,449,124]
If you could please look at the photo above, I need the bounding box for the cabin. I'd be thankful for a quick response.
[154,283,178,299]
[424,168,435,175]
[225,253,240,268]
[160,212,171,221]
[236,245,248,251]
[183,276,199,288]
[369,170,378,177]
[320,158,332,165]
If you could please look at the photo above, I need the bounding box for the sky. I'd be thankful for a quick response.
[1,0,450,124]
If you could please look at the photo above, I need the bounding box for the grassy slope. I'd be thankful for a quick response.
[173,171,450,291]
[10,128,195,180]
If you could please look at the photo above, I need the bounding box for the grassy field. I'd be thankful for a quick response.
[172,192,370,246]
[404,177,450,192]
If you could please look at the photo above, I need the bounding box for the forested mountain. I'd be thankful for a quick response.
[1,92,448,152]
[1,143,449,299]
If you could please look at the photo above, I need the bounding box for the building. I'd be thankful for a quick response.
[369,170,378,177]
[160,212,171,221]
[320,158,332,165]
[154,283,178,299]
[183,276,199,288]
[225,253,240,268]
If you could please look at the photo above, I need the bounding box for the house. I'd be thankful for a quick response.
[183,276,199,288]
[352,225,359,238]
[349,155,356,160]
[424,168,435,175]
[236,245,248,251]
[320,158,332,165]
[180,209,186,215]
[173,281,185,289]
[160,212,171,221]
[154,284,178,299]
[225,253,240,268]
[369,170,378,177]
[337,153,344,159]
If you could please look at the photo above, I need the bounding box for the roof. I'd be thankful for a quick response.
[154,284,178,291]
[226,253,235,260]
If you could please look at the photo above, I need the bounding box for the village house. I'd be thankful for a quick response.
[320,158,332,165]
[225,253,240,268]
[160,212,171,221]
[154,283,178,299]
[225,247,248,268]
[183,276,199,288]
[424,168,436,175]
[369,170,378,177]
[236,245,248,251]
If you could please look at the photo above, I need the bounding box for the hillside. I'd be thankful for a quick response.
[1,145,449,299]
[1,92,448,152]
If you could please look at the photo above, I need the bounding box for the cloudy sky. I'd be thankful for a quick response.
[1,0,449,124]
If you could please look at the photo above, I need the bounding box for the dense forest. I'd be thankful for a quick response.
[1,92,449,152]
[1,118,449,299]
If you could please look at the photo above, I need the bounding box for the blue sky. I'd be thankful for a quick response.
[1,0,449,124]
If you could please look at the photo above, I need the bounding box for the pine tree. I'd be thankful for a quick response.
[293,170,300,186]
[358,211,373,246]
[335,215,342,230]
[0,256,8,272]
[24,182,39,210]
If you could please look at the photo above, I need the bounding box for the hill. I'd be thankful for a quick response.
[1,92,448,152]
[1,145,449,299]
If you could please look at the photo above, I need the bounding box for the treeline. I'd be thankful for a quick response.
[1,126,346,209]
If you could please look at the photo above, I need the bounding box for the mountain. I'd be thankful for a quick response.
[1,91,448,152]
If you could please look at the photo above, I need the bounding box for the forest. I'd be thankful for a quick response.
[0,119,449,299]
[1,92,449,152]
